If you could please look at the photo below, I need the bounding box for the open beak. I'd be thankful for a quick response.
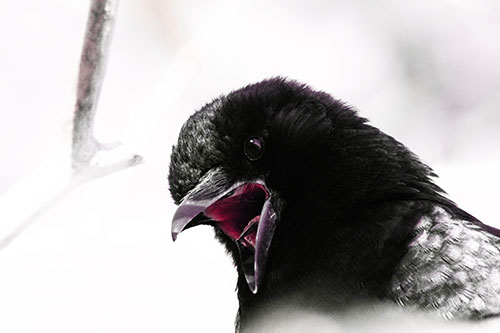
[171,169,277,294]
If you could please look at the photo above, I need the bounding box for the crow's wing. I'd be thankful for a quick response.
[389,206,500,319]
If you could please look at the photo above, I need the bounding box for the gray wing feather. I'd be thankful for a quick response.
[388,206,500,319]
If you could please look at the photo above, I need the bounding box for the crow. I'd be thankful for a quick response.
[168,78,500,331]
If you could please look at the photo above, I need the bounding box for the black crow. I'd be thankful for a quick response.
[168,78,500,331]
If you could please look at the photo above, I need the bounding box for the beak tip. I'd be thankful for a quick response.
[171,231,178,242]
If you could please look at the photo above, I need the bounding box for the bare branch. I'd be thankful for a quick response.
[72,0,118,172]
[72,0,142,175]
[0,0,143,250]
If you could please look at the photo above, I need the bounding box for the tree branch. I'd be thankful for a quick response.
[0,0,143,250]
[72,0,142,175]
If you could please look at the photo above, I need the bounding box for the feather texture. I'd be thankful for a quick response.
[389,206,500,319]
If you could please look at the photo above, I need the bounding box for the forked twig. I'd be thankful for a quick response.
[0,0,142,250]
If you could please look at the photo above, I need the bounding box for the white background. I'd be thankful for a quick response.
[1,0,499,332]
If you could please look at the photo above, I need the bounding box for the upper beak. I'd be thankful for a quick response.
[171,168,277,294]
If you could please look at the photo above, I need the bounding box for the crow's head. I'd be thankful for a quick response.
[168,78,446,299]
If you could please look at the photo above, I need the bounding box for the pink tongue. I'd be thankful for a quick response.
[238,215,260,248]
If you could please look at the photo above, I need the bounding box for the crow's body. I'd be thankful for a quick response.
[168,78,500,331]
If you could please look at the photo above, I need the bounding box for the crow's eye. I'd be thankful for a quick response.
[244,137,265,161]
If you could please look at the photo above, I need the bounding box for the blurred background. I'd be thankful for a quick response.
[0,0,499,332]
